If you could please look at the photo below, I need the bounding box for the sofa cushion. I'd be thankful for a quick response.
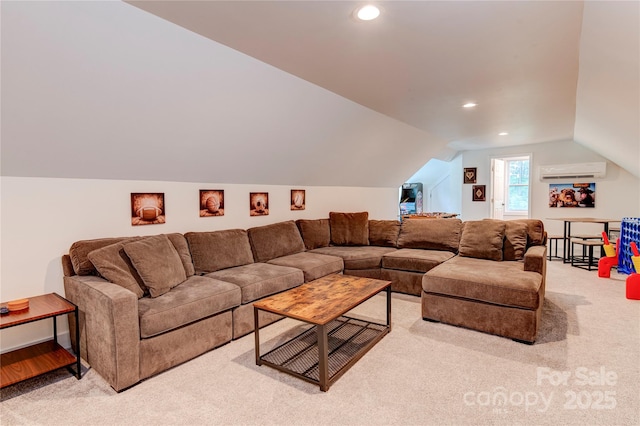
[397,219,462,253]
[138,275,241,338]
[514,219,545,246]
[248,221,306,263]
[296,219,330,250]
[382,248,455,273]
[459,220,505,261]
[503,221,528,260]
[70,236,131,276]
[369,220,400,247]
[267,252,344,282]
[124,235,187,298]
[166,233,195,277]
[329,212,369,246]
[482,219,530,260]
[185,229,254,273]
[311,246,397,270]
[422,256,542,310]
[207,263,304,304]
[87,238,146,298]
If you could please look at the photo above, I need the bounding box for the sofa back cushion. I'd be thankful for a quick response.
[513,219,546,246]
[296,219,330,250]
[503,221,528,260]
[69,237,131,276]
[459,220,506,261]
[248,221,306,263]
[87,237,147,298]
[397,218,462,253]
[369,220,400,247]
[185,229,254,273]
[166,233,195,277]
[124,234,187,298]
[482,219,529,261]
[329,212,369,246]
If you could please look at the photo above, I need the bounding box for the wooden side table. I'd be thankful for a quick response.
[1,293,81,388]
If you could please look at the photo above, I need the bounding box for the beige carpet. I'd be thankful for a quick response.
[1,261,639,425]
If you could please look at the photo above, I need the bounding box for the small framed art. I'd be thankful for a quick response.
[464,167,477,184]
[291,189,306,210]
[131,193,165,225]
[250,192,269,216]
[472,185,486,202]
[200,190,224,217]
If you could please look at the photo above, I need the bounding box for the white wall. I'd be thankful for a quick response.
[406,157,462,215]
[0,176,398,351]
[460,140,640,236]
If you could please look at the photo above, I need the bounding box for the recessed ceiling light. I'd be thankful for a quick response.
[462,102,477,108]
[499,132,509,136]
[356,5,380,21]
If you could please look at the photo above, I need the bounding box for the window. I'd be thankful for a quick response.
[505,157,529,213]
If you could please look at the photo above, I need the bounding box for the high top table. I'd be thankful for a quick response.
[546,217,619,263]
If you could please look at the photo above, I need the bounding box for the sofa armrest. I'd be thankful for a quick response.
[64,275,140,391]
[524,245,546,274]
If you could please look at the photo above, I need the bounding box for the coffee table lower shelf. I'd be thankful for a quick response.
[257,316,388,391]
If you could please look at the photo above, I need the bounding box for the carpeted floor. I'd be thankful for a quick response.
[1,261,639,425]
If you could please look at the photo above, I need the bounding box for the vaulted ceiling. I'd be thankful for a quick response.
[2,1,638,187]
[128,0,639,177]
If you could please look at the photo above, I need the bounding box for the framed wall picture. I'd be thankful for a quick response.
[464,167,477,184]
[250,192,269,216]
[200,190,224,217]
[131,193,165,225]
[291,189,306,210]
[549,183,595,208]
[472,185,486,202]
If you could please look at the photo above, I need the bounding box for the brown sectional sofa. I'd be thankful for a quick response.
[62,213,546,391]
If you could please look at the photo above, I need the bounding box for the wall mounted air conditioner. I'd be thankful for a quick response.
[538,162,606,181]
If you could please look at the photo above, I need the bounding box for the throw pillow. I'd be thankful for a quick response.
[369,220,400,247]
[459,220,506,261]
[87,238,146,298]
[124,234,187,298]
[296,219,331,250]
[329,212,369,246]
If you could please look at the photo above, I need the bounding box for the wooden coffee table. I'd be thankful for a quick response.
[253,274,391,391]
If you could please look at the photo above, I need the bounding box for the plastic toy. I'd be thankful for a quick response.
[601,232,616,257]
[626,242,640,300]
[618,218,640,274]
[598,235,619,278]
[631,242,640,273]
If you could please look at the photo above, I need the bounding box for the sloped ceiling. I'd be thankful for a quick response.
[1,1,447,188]
[574,1,640,177]
[128,0,640,177]
[128,0,584,152]
[2,1,638,186]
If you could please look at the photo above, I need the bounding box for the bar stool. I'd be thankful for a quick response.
[569,234,601,241]
[547,235,563,261]
[570,238,603,271]
[609,227,621,241]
